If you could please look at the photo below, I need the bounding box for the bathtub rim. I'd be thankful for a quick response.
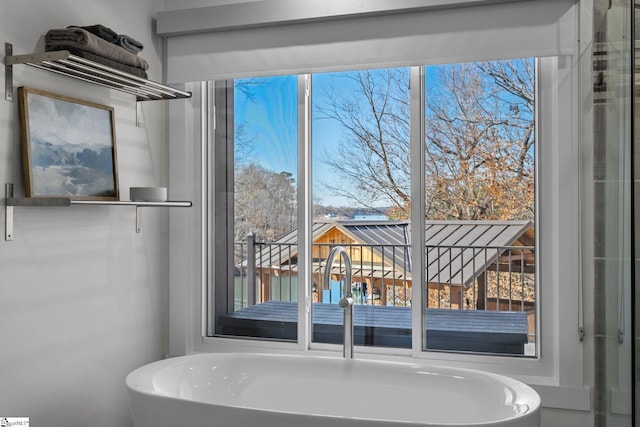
[126,352,541,426]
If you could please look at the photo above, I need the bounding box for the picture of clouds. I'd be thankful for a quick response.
[19,87,118,199]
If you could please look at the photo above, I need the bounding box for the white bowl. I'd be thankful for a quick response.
[129,187,167,202]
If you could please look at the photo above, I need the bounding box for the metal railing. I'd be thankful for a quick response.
[233,238,535,317]
[234,234,299,310]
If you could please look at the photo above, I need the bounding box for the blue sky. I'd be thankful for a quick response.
[234,75,298,176]
[233,60,534,208]
[234,73,361,207]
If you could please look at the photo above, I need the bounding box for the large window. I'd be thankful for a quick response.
[311,68,413,349]
[423,60,536,354]
[211,59,537,357]
[212,75,299,340]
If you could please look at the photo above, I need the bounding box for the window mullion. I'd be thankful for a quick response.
[210,80,235,337]
[297,73,313,350]
[204,81,214,337]
[409,66,426,356]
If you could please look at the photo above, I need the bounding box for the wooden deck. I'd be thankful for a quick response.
[217,301,529,355]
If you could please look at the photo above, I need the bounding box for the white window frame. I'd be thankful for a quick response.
[168,53,590,411]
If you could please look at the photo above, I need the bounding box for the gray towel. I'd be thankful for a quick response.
[45,27,149,70]
[116,34,144,54]
[68,24,118,44]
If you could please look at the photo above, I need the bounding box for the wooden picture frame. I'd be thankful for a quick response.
[17,87,119,200]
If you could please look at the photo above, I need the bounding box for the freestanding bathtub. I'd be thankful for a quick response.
[126,353,540,427]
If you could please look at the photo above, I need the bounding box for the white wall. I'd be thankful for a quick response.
[0,1,171,426]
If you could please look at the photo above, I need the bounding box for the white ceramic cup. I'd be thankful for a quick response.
[129,187,167,202]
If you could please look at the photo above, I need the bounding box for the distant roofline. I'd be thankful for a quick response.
[254,219,535,249]
[315,219,409,226]
[315,219,533,226]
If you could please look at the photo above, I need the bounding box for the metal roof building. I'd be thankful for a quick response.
[246,220,535,288]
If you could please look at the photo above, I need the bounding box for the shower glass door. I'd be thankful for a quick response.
[594,0,633,425]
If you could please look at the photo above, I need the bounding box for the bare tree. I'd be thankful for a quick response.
[426,61,535,220]
[315,69,411,215]
[234,164,296,243]
[315,60,535,221]
[233,78,298,245]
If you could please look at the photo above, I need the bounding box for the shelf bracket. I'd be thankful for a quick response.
[136,206,142,233]
[5,183,14,241]
[5,42,13,101]
[136,102,142,127]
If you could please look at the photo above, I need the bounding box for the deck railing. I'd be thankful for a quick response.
[233,237,535,319]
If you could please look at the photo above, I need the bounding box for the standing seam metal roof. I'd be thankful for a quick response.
[247,220,534,286]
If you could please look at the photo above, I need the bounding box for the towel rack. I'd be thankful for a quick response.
[5,42,191,102]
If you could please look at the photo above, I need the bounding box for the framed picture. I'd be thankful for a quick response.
[17,87,119,200]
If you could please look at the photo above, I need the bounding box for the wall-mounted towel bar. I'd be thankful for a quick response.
[5,42,191,102]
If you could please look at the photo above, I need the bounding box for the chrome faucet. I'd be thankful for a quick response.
[323,246,354,359]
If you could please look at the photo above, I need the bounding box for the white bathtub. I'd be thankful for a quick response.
[126,353,540,427]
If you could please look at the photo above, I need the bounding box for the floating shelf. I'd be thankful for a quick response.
[4,184,192,240]
[5,198,192,208]
[5,43,191,102]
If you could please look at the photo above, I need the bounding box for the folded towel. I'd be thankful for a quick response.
[45,27,149,70]
[116,34,144,54]
[67,24,118,44]
[49,46,148,79]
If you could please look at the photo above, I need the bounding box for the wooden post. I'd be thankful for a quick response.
[476,272,486,310]
[451,285,462,309]
[247,233,256,306]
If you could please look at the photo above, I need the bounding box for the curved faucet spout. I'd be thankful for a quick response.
[323,246,354,359]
